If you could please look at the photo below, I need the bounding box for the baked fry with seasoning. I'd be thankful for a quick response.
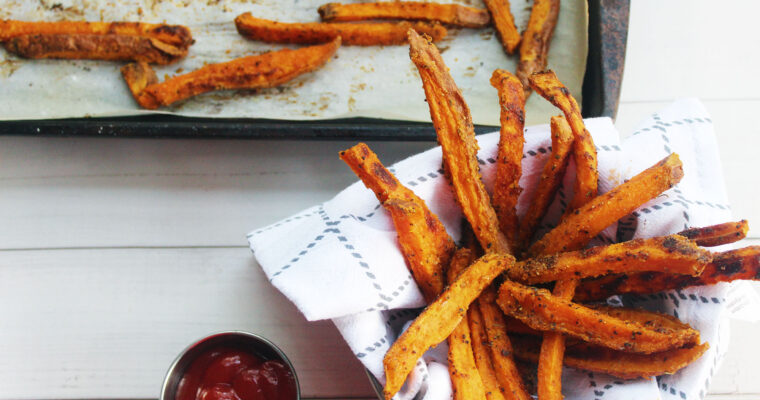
[121,38,340,109]
[576,245,760,301]
[490,69,526,250]
[0,19,193,48]
[496,280,700,354]
[318,2,490,28]
[340,143,455,302]
[477,286,531,400]
[235,12,446,45]
[517,115,573,250]
[446,248,487,400]
[468,301,507,400]
[408,29,509,254]
[516,0,560,95]
[4,33,187,64]
[506,235,711,285]
[483,0,520,54]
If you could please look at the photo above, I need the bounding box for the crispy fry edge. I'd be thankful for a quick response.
[483,0,521,54]
[122,38,340,109]
[508,235,711,285]
[0,19,193,48]
[515,0,560,95]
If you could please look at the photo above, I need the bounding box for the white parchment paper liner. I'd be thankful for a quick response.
[0,0,586,125]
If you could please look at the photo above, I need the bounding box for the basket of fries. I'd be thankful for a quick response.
[248,31,757,400]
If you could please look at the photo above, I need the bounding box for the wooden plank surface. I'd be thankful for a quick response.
[0,138,432,249]
[0,247,373,399]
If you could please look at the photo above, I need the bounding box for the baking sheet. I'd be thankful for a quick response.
[0,0,587,126]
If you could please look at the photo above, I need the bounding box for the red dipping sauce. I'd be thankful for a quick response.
[175,347,297,400]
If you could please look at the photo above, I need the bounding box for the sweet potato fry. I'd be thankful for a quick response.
[408,29,509,254]
[528,153,684,256]
[517,115,573,250]
[536,278,576,400]
[496,280,699,354]
[510,335,709,379]
[468,302,507,400]
[589,305,700,343]
[340,143,455,302]
[529,70,598,213]
[483,0,520,54]
[506,306,701,348]
[235,13,446,45]
[515,0,560,95]
[678,220,749,247]
[4,33,186,64]
[0,19,193,48]
[575,246,760,301]
[383,253,515,400]
[446,248,487,400]
[490,69,526,251]
[318,2,490,28]
[507,235,711,285]
[122,38,340,109]
[478,287,531,400]
[360,196,452,300]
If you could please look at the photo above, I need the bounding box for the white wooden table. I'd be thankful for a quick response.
[0,0,758,399]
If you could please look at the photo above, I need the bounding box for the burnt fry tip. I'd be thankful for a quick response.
[318,3,337,19]
[120,61,159,109]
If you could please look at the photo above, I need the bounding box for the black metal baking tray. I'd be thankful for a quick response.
[0,0,628,140]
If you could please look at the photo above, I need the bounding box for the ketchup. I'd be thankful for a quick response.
[176,347,296,400]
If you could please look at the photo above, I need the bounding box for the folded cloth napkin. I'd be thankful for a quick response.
[248,99,758,399]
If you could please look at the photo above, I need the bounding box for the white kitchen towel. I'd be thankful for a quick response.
[248,99,757,399]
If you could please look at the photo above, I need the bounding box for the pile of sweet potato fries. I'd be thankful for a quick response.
[1,1,561,108]
[340,30,758,400]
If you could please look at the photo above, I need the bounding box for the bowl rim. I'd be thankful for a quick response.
[365,369,384,400]
[160,330,301,400]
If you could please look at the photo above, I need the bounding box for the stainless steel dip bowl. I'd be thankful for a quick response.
[160,331,300,400]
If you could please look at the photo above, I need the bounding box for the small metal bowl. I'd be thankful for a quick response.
[160,331,301,400]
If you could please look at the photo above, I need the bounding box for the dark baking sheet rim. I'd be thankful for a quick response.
[0,0,629,141]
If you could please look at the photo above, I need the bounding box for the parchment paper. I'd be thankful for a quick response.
[0,0,587,125]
